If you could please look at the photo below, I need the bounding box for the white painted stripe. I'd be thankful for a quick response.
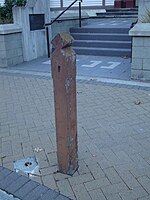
[101,62,121,69]
[82,61,102,68]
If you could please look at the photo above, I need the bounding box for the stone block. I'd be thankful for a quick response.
[14,180,39,199]
[6,175,30,194]
[0,172,21,189]
[23,185,48,200]
[131,69,144,80]
[5,40,22,50]
[143,59,150,70]
[0,50,6,59]
[0,35,5,42]
[143,37,150,47]
[0,42,6,51]
[143,70,150,81]
[4,33,22,42]
[133,37,144,47]
[38,189,59,200]
[131,58,143,70]
[132,47,150,59]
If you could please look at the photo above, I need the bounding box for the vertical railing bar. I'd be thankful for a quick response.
[46,27,50,58]
[103,0,105,7]
[79,0,82,27]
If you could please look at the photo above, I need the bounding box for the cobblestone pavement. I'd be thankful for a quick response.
[0,73,150,200]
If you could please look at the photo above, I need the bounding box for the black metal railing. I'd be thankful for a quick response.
[45,0,82,57]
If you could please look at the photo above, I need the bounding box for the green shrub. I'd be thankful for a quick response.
[0,0,26,24]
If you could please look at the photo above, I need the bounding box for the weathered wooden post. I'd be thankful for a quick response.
[51,33,78,175]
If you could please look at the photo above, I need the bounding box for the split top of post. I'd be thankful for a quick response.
[51,33,74,49]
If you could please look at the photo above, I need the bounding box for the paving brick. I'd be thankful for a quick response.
[138,196,150,200]
[40,166,58,176]
[101,182,128,198]
[106,193,122,200]
[72,184,91,200]
[116,169,140,189]
[68,173,94,186]
[84,177,110,191]
[78,160,90,175]
[53,173,71,181]
[138,176,150,194]
[42,174,58,191]
[119,186,148,200]
[0,171,21,189]
[14,180,39,199]
[38,189,59,200]
[47,152,57,166]
[0,168,12,181]
[23,185,48,200]
[88,188,106,200]
[84,159,105,179]
[57,179,75,199]
[55,195,72,200]
[6,175,30,194]
[103,167,122,184]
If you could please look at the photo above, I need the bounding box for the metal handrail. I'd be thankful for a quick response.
[45,0,82,57]
[45,0,80,26]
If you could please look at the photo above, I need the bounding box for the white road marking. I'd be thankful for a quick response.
[82,61,102,68]
[98,23,106,25]
[43,60,50,64]
[101,62,121,69]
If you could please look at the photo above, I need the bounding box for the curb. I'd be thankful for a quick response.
[0,166,71,200]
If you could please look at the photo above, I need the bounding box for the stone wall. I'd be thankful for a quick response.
[132,37,150,80]
[129,0,150,81]
[0,24,23,67]
[13,0,51,61]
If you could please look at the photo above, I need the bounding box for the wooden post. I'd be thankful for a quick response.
[51,33,78,175]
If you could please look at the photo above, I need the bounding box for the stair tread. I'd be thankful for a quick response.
[94,15,138,18]
[74,40,131,44]
[72,33,129,36]
[73,46,131,52]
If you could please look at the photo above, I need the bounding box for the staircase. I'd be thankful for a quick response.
[96,8,138,18]
[70,21,132,57]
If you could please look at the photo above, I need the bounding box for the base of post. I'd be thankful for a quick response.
[58,163,79,176]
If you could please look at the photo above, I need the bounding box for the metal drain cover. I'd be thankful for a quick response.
[13,157,39,177]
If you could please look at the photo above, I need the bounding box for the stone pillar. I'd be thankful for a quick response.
[138,0,150,23]
[129,0,150,81]
[51,33,78,175]
[13,0,51,61]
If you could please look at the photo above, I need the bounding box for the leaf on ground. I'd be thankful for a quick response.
[134,100,142,105]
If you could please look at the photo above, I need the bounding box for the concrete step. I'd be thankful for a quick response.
[106,8,138,12]
[73,40,131,49]
[97,11,138,16]
[73,46,131,57]
[70,27,130,34]
[95,15,137,18]
[71,33,131,41]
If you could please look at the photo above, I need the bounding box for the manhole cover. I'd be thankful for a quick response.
[13,157,39,177]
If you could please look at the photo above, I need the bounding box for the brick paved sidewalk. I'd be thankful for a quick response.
[0,73,150,200]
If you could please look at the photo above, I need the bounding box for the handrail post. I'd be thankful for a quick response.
[79,0,82,27]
